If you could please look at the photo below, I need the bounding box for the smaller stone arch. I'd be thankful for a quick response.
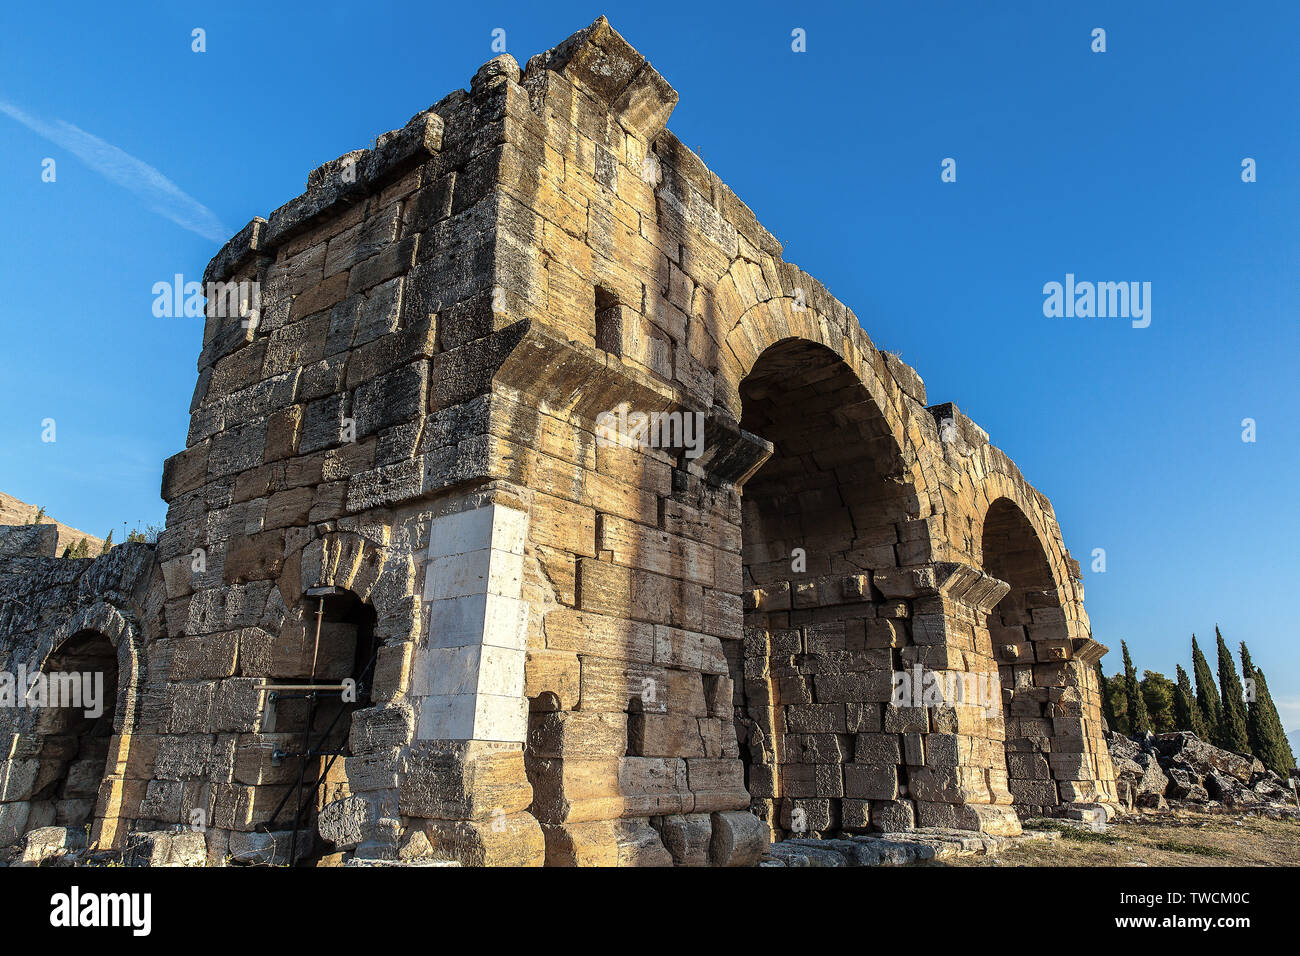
[19,601,145,847]
[41,602,146,737]
[269,526,427,863]
[258,584,382,864]
[296,532,386,609]
[291,528,417,708]
[979,497,1076,812]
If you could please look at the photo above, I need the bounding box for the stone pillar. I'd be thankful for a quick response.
[895,562,1022,836]
[1053,637,1120,814]
[993,613,1120,817]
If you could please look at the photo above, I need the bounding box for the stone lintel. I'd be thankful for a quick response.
[698,414,772,489]
[493,320,696,424]
[932,562,1011,614]
[1071,637,1108,664]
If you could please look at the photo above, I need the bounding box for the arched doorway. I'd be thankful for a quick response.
[733,338,922,838]
[258,588,378,864]
[981,497,1066,812]
[29,629,119,833]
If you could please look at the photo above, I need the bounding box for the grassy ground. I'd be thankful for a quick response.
[955,811,1300,867]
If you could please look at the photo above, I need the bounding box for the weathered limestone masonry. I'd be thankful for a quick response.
[0,17,1117,866]
[0,540,155,848]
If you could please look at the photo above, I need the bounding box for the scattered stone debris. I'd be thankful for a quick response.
[4,826,208,868]
[762,827,1058,866]
[1108,731,1298,819]
[14,825,87,866]
[344,858,462,867]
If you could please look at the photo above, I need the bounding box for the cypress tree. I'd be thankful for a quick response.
[1214,627,1251,754]
[100,529,114,555]
[1174,664,1208,738]
[1191,634,1222,743]
[1121,641,1151,734]
[1241,645,1296,775]
[1251,666,1296,775]
[1241,643,1263,756]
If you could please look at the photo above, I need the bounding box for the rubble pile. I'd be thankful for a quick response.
[1108,730,1298,817]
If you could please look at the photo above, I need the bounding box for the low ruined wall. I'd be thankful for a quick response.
[0,543,155,845]
[0,492,105,557]
[0,525,58,560]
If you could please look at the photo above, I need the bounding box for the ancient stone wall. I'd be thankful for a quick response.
[0,544,156,846]
[0,16,1115,866]
[0,525,58,560]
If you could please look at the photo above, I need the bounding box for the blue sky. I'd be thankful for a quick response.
[1,2,1296,727]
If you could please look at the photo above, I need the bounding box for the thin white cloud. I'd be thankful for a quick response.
[0,96,229,244]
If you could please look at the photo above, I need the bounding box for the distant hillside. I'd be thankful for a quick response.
[0,491,105,557]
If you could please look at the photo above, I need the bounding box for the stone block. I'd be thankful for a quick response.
[708,810,768,866]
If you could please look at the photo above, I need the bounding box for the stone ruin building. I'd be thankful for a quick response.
[0,17,1118,867]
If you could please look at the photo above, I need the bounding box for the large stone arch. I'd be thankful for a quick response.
[717,294,903,437]
[714,291,950,543]
[732,334,941,837]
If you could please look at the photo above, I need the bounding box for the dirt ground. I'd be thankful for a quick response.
[955,811,1300,867]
